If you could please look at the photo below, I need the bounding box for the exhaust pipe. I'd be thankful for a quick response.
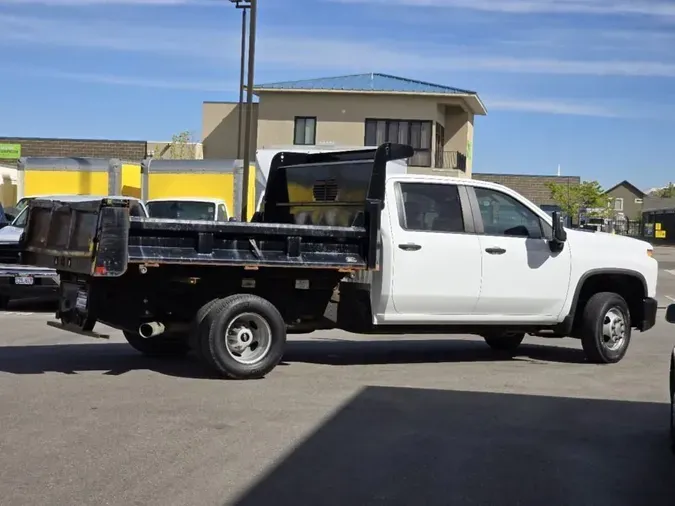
[138,321,165,338]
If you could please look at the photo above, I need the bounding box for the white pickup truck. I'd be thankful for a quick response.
[19,144,658,378]
[332,173,658,365]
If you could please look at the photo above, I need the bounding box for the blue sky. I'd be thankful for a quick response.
[1,0,675,189]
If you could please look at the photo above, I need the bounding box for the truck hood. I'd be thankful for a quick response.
[565,227,653,253]
[0,225,22,244]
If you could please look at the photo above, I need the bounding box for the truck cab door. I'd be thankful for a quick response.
[385,180,482,319]
[469,186,572,318]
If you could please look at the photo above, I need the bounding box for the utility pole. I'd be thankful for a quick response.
[241,0,257,221]
[235,5,248,159]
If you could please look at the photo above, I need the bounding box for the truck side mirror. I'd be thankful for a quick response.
[551,211,567,243]
[666,304,675,324]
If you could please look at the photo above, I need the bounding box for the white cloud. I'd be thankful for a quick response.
[16,65,631,118]
[14,67,237,91]
[485,98,624,117]
[327,0,675,17]
[0,0,221,5]
[2,13,675,79]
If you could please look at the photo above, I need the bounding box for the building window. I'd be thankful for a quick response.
[635,198,643,204]
[614,198,624,211]
[364,119,432,167]
[294,117,316,145]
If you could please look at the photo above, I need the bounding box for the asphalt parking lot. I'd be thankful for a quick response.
[2,250,675,506]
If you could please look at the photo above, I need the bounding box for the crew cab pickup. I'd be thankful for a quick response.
[19,143,658,379]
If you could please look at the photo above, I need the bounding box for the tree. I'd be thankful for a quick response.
[154,130,198,160]
[546,180,613,219]
[652,183,675,198]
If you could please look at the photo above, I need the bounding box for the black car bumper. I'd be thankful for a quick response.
[0,271,60,301]
[639,297,658,332]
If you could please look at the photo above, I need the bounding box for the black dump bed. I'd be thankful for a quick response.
[19,143,413,277]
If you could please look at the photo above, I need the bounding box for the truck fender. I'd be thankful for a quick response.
[568,269,646,311]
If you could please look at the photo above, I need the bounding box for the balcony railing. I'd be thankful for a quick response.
[434,150,467,171]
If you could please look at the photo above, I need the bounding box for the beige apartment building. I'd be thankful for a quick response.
[202,73,486,177]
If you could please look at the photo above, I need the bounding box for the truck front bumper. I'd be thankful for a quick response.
[639,297,658,332]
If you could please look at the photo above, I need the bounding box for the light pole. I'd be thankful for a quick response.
[229,0,257,221]
[229,0,249,160]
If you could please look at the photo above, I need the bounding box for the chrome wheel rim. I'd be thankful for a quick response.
[601,307,627,352]
[224,312,272,365]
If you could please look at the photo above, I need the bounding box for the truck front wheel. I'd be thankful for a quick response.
[579,292,631,364]
[201,294,286,379]
[123,331,190,358]
[483,333,525,352]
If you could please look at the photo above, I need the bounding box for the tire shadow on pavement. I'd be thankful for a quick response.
[0,343,220,379]
[283,339,587,366]
[0,338,586,379]
[231,386,675,506]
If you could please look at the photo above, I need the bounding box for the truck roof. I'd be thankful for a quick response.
[24,194,144,203]
[146,197,225,205]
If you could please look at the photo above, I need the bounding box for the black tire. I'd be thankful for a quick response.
[483,333,525,352]
[123,330,190,358]
[670,353,675,454]
[198,298,233,368]
[188,299,221,356]
[580,292,631,364]
[201,294,286,379]
[60,314,96,332]
[0,295,9,310]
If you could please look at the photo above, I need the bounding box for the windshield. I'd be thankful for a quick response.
[146,201,216,221]
[11,208,28,228]
[14,198,32,213]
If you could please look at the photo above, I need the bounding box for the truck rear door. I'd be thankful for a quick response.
[386,178,482,318]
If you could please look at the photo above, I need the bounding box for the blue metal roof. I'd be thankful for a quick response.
[254,73,477,95]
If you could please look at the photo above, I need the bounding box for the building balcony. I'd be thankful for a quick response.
[434,150,466,171]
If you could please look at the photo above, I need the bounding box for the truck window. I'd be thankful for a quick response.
[399,183,464,233]
[474,187,543,238]
[146,201,216,221]
[217,204,228,221]
[11,208,28,228]
[129,203,145,217]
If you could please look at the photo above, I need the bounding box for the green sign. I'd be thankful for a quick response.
[0,143,21,159]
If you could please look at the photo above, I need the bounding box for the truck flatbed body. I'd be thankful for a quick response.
[20,143,414,277]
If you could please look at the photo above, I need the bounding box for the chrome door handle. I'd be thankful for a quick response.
[398,243,422,251]
[485,247,506,255]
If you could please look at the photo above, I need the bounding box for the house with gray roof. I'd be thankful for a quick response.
[202,73,487,177]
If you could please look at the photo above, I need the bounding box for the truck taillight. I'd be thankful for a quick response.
[647,249,653,257]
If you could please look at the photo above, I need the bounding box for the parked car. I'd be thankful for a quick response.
[0,195,148,309]
[0,202,9,229]
[146,197,230,222]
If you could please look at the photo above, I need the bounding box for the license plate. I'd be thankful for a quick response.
[14,276,34,285]
[75,291,88,310]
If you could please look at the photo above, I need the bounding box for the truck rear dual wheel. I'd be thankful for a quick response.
[197,294,286,379]
[122,330,191,358]
[580,292,631,364]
